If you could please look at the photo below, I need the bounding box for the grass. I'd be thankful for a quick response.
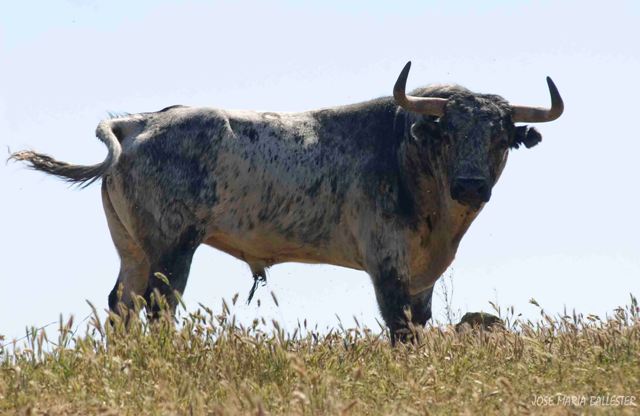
[1,294,639,415]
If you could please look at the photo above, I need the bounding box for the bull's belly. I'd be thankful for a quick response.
[203,230,363,271]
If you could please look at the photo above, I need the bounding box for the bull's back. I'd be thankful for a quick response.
[109,107,364,268]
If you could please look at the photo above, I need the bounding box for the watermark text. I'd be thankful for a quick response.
[532,394,636,407]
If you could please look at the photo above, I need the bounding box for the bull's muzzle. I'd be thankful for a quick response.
[450,176,492,206]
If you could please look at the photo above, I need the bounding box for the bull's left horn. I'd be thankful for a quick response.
[511,77,564,123]
[393,61,447,117]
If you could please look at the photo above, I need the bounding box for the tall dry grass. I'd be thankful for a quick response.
[1,293,639,415]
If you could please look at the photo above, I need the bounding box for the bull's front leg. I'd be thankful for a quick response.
[368,256,434,344]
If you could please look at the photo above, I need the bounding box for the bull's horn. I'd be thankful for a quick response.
[511,77,564,123]
[393,61,447,117]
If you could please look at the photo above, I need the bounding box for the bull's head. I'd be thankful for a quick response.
[394,62,563,209]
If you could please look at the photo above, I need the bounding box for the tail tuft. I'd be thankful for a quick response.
[9,150,106,187]
[10,119,123,188]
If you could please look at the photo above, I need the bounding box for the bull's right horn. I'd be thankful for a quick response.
[393,61,447,117]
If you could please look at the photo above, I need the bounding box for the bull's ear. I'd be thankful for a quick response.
[512,126,542,149]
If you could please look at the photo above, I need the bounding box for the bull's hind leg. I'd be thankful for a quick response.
[102,181,150,312]
[142,225,203,319]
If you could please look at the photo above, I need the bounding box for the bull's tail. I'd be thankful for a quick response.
[9,120,123,188]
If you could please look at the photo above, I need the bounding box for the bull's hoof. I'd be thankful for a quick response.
[392,326,427,345]
[390,327,411,345]
[455,312,504,332]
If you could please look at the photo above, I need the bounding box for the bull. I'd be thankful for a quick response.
[11,62,563,342]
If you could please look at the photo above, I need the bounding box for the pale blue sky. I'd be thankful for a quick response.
[2,0,639,340]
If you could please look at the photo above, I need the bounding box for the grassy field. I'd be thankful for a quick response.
[1,294,639,415]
